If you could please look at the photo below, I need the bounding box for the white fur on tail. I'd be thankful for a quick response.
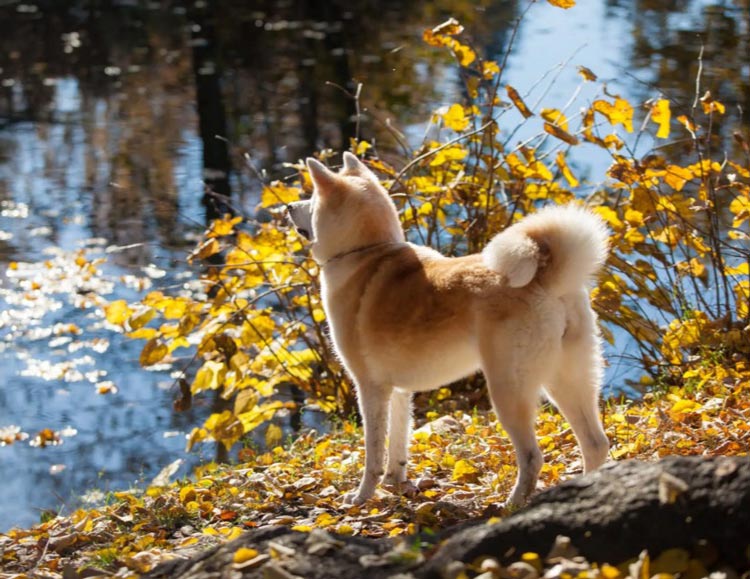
[482,204,609,296]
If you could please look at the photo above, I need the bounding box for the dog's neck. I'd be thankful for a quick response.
[320,241,402,268]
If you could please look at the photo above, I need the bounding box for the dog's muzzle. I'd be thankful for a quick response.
[287,200,313,240]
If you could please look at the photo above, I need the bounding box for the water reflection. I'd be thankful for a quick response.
[0,0,747,531]
[628,0,749,151]
[0,0,522,532]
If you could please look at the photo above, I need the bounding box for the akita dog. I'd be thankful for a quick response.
[288,152,610,506]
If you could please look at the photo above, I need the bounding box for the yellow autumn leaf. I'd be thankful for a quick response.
[556,152,579,187]
[189,238,221,262]
[453,42,476,67]
[315,512,339,528]
[541,108,569,131]
[593,98,634,133]
[481,61,500,79]
[312,307,326,323]
[601,564,621,579]
[451,458,478,481]
[162,298,189,320]
[233,547,259,564]
[725,263,749,276]
[222,527,244,541]
[663,165,693,191]
[105,300,133,326]
[651,98,671,139]
[128,307,155,330]
[261,182,301,208]
[547,0,575,7]
[178,485,196,504]
[208,215,243,238]
[669,398,702,415]
[140,338,168,367]
[522,553,542,572]
[430,145,469,166]
[192,360,227,393]
[676,258,706,278]
[238,401,284,433]
[700,91,726,115]
[265,423,283,448]
[729,195,750,227]
[314,439,331,464]
[355,140,371,156]
[204,411,244,449]
[336,524,355,535]
[442,104,470,132]
[292,524,312,532]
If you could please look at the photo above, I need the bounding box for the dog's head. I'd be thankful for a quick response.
[288,152,404,264]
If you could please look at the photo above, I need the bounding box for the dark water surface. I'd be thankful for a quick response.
[0,0,747,530]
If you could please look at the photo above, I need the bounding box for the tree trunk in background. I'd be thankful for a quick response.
[189,0,233,224]
[189,0,233,463]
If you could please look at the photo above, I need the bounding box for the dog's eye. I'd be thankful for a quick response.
[298,228,311,240]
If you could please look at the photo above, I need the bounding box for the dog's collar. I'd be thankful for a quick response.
[320,241,402,268]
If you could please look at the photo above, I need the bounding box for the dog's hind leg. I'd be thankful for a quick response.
[384,388,412,484]
[545,297,609,473]
[544,346,609,473]
[490,386,544,507]
[481,349,544,507]
[343,382,392,505]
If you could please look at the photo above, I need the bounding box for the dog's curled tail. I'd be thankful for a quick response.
[482,204,609,296]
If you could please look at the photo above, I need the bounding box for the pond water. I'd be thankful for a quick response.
[0,0,747,531]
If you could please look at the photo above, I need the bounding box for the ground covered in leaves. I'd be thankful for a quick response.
[2,375,749,578]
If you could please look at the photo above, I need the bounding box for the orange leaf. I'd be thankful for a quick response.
[677,115,697,133]
[189,238,221,262]
[506,85,534,118]
[140,338,168,366]
[544,122,579,146]
[700,91,726,115]
[577,65,597,81]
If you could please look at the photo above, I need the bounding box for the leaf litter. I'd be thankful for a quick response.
[1,373,749,577]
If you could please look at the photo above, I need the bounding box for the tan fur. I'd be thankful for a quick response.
[288,153,610,506]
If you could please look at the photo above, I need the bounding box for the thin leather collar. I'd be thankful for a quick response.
[321,241,402,268]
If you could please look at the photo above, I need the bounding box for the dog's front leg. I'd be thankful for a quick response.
[384,388,412,484]
[343,383,392,505]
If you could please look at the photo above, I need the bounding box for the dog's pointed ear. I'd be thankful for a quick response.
[306,158,338,192]
[342,151,367,174]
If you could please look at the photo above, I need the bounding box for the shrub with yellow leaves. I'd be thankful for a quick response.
[107,10,748,453]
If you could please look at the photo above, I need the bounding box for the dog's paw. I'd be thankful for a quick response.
[382,471,406,486]
[382,479,419,498]
[341,490,370,506]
